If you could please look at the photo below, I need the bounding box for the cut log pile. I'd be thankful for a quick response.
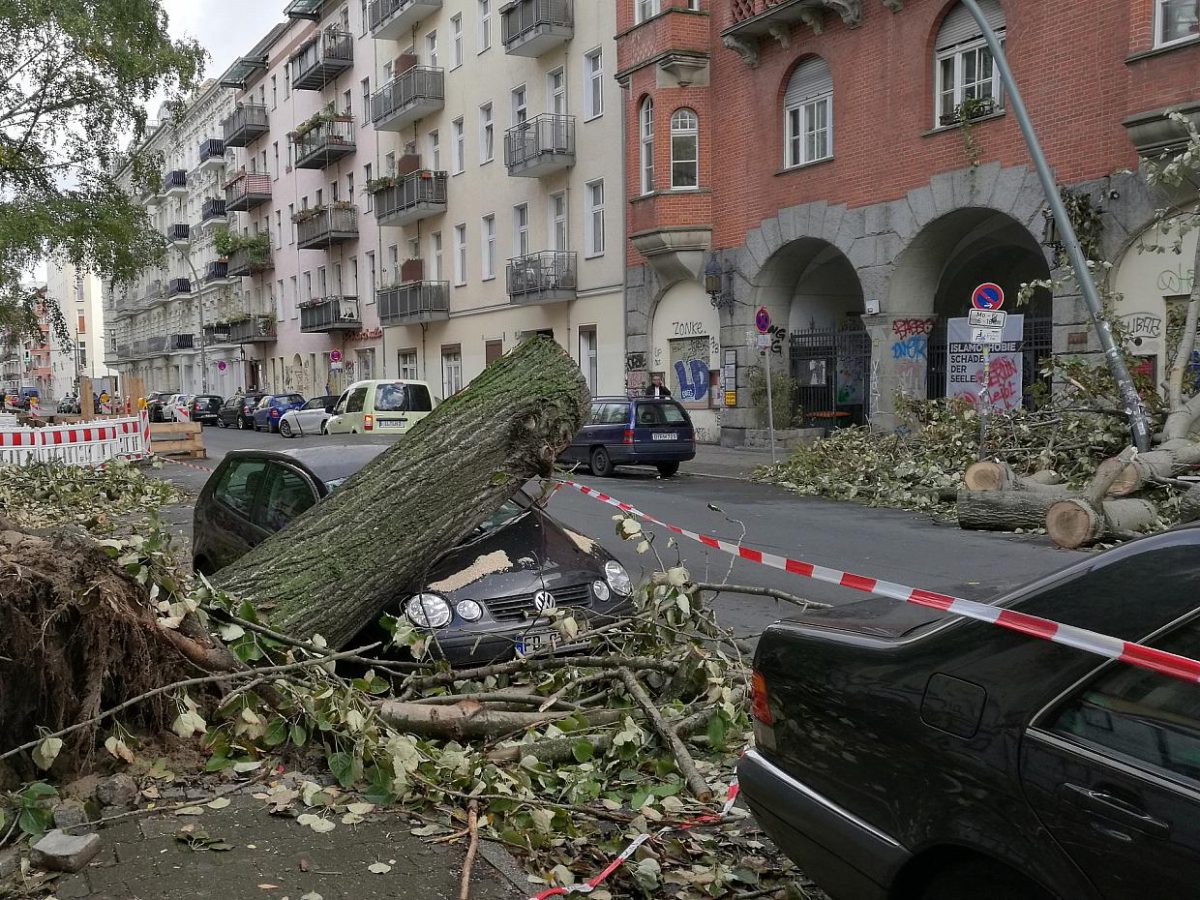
[957,441,1200,549]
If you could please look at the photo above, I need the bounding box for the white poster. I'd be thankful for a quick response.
[947,314,1024,411]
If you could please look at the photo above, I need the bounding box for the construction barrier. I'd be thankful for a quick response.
[0,413,149,466]
[148,420,205,459]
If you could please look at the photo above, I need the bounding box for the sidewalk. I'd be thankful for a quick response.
[683,443,782,481]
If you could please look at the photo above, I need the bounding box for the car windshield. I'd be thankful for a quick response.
[374,383,433,412]
[635,402,688,425]
[280,394,304,405]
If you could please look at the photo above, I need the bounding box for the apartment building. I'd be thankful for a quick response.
[44,262,118,394]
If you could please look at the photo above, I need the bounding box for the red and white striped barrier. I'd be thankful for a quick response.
[556,480,1200,685]
[0,414,150,466]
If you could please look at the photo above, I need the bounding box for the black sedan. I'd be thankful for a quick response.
[215,392,265,430]
[192,446,634,665]
[190,394,224,425]
[739,526,1200,900]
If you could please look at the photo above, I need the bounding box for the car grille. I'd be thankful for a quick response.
[485,583,593,622]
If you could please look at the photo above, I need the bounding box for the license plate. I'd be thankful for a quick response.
[515,627,558,655]
[651,432,678,441]
[379,418,408,427]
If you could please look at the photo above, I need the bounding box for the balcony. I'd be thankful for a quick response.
[167,278,192,297]
[284,0,324,18]
[297,205,359,250]
[198,138,226,174]
[300,296,362,333]
[142,279,164,305]
[166,223,190,247]
[371,66,444,131]
[370,0,442,40]
[132,339,157,357]
[225,171,272,211]
[113,343,131,361]
[222,104,269,147]
[500,0,573,57]
[162,169,188,199]
[204,260,230,284]
[506,251,577,305]
[374,170,447,227]
[504,114,574,177]
[227,244,273,277]
[229,316,277,343]
[378,280,449,325]
[721,0,862,66]
[294,117,357,169]
[200,197,227,229]
[203,323,233,346]
[166,334,195,352]
[290,30,353,92]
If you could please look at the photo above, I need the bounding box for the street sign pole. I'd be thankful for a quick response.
[765,351,777,464]
[978,345,990,460]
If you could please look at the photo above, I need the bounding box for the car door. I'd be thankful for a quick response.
[632,400,691,448]
[252,462,320,533]
[294,397,324,434]
[1021,615,1200,899]
[199,458,272,569]
[324,389,353,434]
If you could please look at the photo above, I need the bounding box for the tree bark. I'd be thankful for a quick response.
[1046,498,1159,549]
[1181,484,1200,524]
[956,489,1078,531]
[210,338,590,648]
[1163,233,1200,441]
[1106,444,1200,496]
[376,699,625,740]
[963,462,1064,493]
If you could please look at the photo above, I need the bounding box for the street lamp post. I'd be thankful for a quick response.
[175,244,208,394]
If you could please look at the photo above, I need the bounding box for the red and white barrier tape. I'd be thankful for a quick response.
[528,782,741,899]
[556,480,1200,685]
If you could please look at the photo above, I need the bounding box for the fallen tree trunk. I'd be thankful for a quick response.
[963,462,1065,493]
[1046,498,1159,549]
[1180,484,1200,524]
[211,337,590,648]
[1106,443,1200,497]
[956,489,1077,531]
[377,699,626,740]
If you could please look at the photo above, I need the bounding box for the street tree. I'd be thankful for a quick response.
[0,0,205,344]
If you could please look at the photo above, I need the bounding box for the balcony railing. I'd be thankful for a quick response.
[297,205,359,250]
[370,0,443,40]
[205,260,230,283]
[199,138,226,172]
[167,277,191,297]
[500,0,573,57]
[378,280,449,325]
[132,338,157,357]
[222,104,269,147]
[506,251,577,304]
[504,114,575,176]
[166,223,190,245]
[299,296,362,332]
[371,66,445,131]
[722,0,862,64]
[294,117,357,169]
[114,344,131,360]
[291,30,354,91]
[203,324,232,346]
[225,171,272,211]
[373,170,447,227]
[201,197,227,226]
[227,246,272,277]
[163,169,188,196]
[167,334,195,351]
[229,316,277,343]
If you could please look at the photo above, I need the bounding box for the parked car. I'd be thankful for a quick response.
[57,396,81,414]
[252,393,306,433]
[216,392,266,430]
[738,526,1200,900]
[160,393,188,422]
[146,391,176,423]
[278,395,339,438]
[324,380,435,436]
[190,394,224,425]
[192,446,634,665]
[559,396,696,477]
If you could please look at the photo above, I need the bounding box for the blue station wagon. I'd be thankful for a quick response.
[252,393,306,433]
[559,396,696,477]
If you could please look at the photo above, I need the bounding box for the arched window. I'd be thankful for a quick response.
[783,58,832,169]
[934,0,1006,127]
[670,108,699,190]
[639,97,655,195]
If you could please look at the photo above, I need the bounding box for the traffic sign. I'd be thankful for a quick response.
[216,360,227,371]
[755,306,771,334]
[971,326,1005,345]
[329,349,342,363]
[968,309,1008,328]
[755,333,771,351]
[971,283,1005,311]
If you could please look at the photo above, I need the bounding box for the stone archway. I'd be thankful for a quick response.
[649,280,722,442]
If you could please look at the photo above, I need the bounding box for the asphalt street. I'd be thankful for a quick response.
[152,423,1086,636]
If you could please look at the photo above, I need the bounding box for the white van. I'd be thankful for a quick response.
[324,379,436,435]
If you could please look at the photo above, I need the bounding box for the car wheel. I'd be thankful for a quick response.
[918,862,1054,900]
[217,417,227,428]
[656,462,680,477]
[279,420,293,438]
[319,421,328,435]
[590,447,614,477]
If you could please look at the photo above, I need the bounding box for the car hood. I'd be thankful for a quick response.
[422,508,613,600]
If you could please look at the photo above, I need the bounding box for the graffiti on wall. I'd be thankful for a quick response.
[1120,313,1163,341]
[672,321,707,337]
[891,318,936,340]
[625,351,647,372]
[670,337,711,405]
[765,324,785,356]
[891,327,931,400]
[836,354,867,405]
[1157,262,1196,295]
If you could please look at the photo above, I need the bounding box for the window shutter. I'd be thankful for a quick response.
[784,58,832,108]
[936,0,1005,50]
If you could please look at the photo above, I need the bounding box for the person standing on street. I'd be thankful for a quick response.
[644,373,672,399]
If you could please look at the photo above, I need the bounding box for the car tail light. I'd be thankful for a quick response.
[364,414,374,431]
[623,428,633,445]
[750,671,773,726]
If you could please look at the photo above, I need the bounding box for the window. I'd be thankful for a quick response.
[363,163,373,211]
[361,77,371,125]
[784,58,833,167]
[375,381,432,412]
[548,68,566,115]
[289,275,298,315]
[343,89,352,118]
[479,103,494,162]
[585,180,604,257]
[635,0,659,23]
[430,231,443,280]
[442,348,463,397]
[346,386,368,413]
[213,459,269,518]
[360,0,368,35]
[426,30,438,69]
[398,350,419,379]
[1157,0,1200,46]
[365,251,376,303]
[453,224,467,284]
[452,118,465,173]
[451,14,463,67]
[584,49,603,119]
[384,151,395,175]
[285,65,290,98]
[688,0,700,8]
[513,204,529,256]
[934,1,1005,127]
[346,172,354,203]
[350,256,358,296]
[271,75,277,109]
[255,465,318,532]
[550,192,567,251]
[478,0,491,51]
[272,142,280,179]
[579,327,597,394]
[511,85,527,126]
[387,244,399,285]
[288,204,295,243]
[669,109,699,189]
[275,211,282,249]
[481,215,496,280]
[429,130,440,169]
[639,97,654,194]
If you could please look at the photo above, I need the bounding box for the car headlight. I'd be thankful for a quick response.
[592,580,611,602]
[455,599,483,622]
[404,593,452,628]
[604,561,632,596]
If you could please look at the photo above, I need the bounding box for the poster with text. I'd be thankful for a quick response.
[947,314,1024,411]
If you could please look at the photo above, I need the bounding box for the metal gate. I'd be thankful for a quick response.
[789,327,872,426]
[927,315,1052,407]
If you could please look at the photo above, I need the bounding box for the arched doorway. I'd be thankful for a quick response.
[890,207,1052,408]
[650,281,721,442]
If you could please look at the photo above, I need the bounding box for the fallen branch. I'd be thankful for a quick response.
[619,667,713,802]
[378,699,635,740]
[691,582,828,610]
[404,655,679,691]
[459,799,479,900]
[417,692,580,711]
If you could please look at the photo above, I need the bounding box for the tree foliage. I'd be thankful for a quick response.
[0,0,205,341]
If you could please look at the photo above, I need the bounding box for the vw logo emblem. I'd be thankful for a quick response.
[533,590,556,613]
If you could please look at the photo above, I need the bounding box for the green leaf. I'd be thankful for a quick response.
[17,807,51,837]
[570,740,594,763]
[204,755,233,773]
[327,752,356,789]
[291,723,308,747]
[706,713,727,750]
[22,782,58,799]
[263,718,289,747]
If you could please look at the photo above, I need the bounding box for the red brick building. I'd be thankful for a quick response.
[616,0,1200,442]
